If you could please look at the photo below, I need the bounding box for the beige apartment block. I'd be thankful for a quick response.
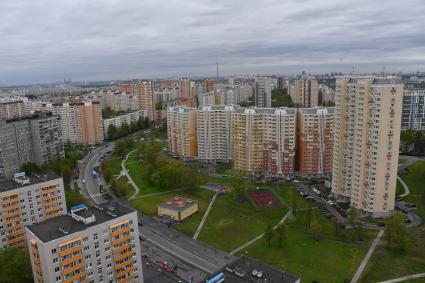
[53,100,104,145]
[331,77,403,217]
[197,105,238,163]
[167,106,198,159]
[138,80,156,121]
[0,100,25,120]
[26,203,143,283]
[232,107,297,178]
[297,107,334,177]
[289,78,319,107]
[0,173,66,250]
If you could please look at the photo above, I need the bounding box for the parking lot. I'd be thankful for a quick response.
[297,186,347,224]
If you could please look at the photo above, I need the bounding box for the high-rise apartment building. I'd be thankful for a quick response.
[331,77,403,217]
[297,107,334,177]
[289,78,319,107]
[52,100,104,145]
[0,100,25,120]
[203,79,214,93]
[138,80,156,121]
[118,82,131,94]
[198,91,224,107]
[0,114,64,178]
[102,91,140,112]
[197,105,238,163]
[254,76,272,108]
[167,106,198,159]
[179,78,192,99]
[401,90,425,131]
[0,173,66,249]
[232,107,297,177]
[26,202,143,283]
[160,80,174,90]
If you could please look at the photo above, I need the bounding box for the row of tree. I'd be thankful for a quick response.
[106,116,150,140]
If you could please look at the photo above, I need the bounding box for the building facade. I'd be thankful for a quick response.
[331,77,403,217]
[297,107,334,177]
[167,106,198,159]
[289,78,320,107]
[196,105,237,163]
[103,110,148,137]
[26,203,143,283]
[0,100,25,120]
[138,80,156,121]
[254,76,272,108]
[401,90,425,131]
[0,114,64,178]
[0,173,66,249]
[203,79,214,93]
[179,78,192,99]
[232,107,297,178]
[53,100,104,145]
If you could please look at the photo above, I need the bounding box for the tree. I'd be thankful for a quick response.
[304,205,312,231]
[384,212,413,253]
[264,223,274,248]
[107,124,117,140]
[276,223,288,248]
[310,219,321,241]
[0,248,33,283]
[347,208,364,240]
[21,162,41,175]
[114,139,127,156]
[231,170,244,200]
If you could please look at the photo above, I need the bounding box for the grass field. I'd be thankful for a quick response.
[198,189,288,252]
[399,160,425,220]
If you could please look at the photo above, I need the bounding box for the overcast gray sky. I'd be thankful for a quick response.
[1,0,425,85]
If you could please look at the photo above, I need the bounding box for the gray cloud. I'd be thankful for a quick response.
[1,0,425,85]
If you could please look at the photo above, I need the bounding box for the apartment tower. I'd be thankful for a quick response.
[297,107,334,177]
[401,90,425,131]
[196,105,238,163]
[254,76,272,108]
[53,101,104,145]
[138,80,156,121]
[167,106,198,159]
[232,107,296,177]
[26,202,143,283]
[0,173,66,249]
[289,78,319,107]
[331,77,403,217]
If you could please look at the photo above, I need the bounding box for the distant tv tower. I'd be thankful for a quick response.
[216,58,219,81]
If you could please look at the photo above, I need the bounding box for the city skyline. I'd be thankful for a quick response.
[1,0,425,85]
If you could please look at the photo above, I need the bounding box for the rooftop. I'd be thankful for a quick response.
[27,202,134,243]
[0,172,61,193]
[206,256,300,283]
[158,196,198,212]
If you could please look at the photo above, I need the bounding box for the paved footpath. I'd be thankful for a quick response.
[121,150,139,200]
[193,192,218,240]
[350,229,385,283]
[379,273,425,283]
[397,175,410,197]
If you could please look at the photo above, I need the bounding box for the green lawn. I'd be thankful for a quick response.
[198,187,289,252]
[234,185,377,282]
[399,158,407,164]
[399,160,425,220]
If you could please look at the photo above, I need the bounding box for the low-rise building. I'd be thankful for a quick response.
[206,256,300,283]
[103,110,148,137]
[158,196,199,222]
[26,202,143,283]
[0,173,66,249]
